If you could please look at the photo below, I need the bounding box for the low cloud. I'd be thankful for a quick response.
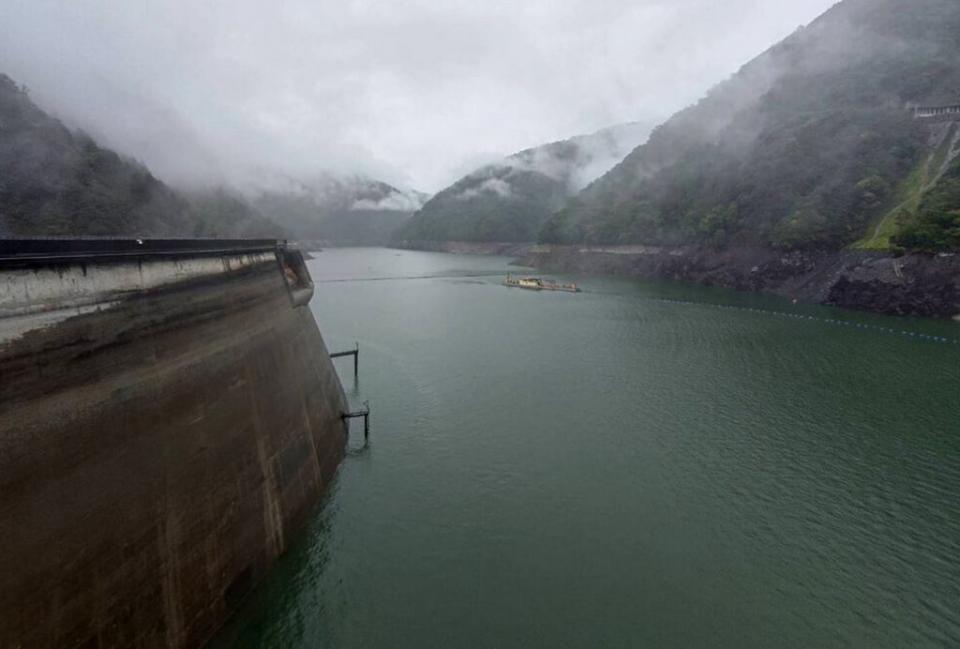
[508,121,653,191]
[457,177,513,200]
[352,190,426,212]
[0,0,836,192]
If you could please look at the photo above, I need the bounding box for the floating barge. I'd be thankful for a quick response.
[504,274,581,293]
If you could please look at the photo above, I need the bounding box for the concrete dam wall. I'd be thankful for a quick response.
[0,240,349,648]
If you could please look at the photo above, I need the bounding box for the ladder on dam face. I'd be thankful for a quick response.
[342,401,371,442]
[330,343,359,380]
[333,344,368,443]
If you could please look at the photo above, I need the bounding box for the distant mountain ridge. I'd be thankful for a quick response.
[0,71,427,243]
[543,0,960,252]
[395,122,652,243]
[254,174,428,245]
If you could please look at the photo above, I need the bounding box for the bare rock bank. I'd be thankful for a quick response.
[518,245,960,319]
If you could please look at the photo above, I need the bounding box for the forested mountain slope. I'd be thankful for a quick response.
[395,123,650,243]
[542,0,960,252]
[254,175,427,245]
[0,74,282,238]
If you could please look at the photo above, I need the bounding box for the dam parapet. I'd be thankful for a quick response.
[0,239,348,648]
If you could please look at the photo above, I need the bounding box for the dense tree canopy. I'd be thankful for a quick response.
[395,123,649,243]
[542,0,960,252]
[0,74,283,238]
[395,165,569,243]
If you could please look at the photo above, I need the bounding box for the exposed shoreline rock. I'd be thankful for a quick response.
[517,245,960,319]
[391,240,959,318]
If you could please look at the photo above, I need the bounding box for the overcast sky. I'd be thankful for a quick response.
[0,0,837,192]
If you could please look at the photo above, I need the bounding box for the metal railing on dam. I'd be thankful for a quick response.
[0,238,349,649]
[913,104,960,119]
[0,236,282,263]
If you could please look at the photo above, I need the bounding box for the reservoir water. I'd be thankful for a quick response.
[213,247,960,648]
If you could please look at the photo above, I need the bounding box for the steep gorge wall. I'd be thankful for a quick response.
[0,242,348,648]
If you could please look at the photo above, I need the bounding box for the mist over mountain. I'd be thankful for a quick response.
[543,0,960,252]
[396,122,651,243]
[0,1,835,194]
[0,70,429,242]
[0,74,286,238]
[3,0,957,254]
[0,73,186,237]
[181,187,286,239]
[253,174,429,245]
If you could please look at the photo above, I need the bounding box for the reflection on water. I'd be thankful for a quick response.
[212,248,960,649]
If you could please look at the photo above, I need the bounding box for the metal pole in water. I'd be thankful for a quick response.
[331,345,359,382]
[362,400,370,441]
[342,400,371,442]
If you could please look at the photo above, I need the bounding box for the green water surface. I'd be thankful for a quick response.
[213,247,960,649]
